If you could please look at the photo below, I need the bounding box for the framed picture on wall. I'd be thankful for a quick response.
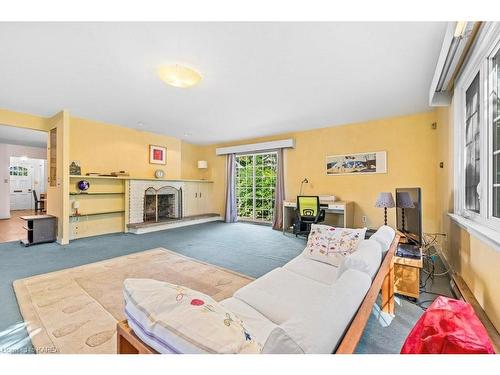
[149,145,167,165]
[326,151,387,175]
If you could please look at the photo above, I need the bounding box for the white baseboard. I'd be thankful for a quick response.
[129,216,223,234]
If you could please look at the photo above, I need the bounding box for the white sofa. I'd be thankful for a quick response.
[218,225,396,353]
[125,225,396,354]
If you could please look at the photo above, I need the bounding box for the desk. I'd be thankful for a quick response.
[282,200,354,234]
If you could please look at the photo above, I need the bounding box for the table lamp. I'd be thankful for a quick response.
[396,191,414,232]
[299,178,309,195]
[197,160,208,179]
[73,200,80,216]
[375,192,395,226]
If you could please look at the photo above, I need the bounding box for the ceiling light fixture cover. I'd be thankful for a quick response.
[158,64,202,88]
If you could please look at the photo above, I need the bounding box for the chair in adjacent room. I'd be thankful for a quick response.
[33,190,46,214]
[293,196,326,237]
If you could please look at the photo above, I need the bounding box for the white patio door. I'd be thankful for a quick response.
[235,152,277,222]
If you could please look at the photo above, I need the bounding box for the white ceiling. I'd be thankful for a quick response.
[0,22,446,144]
[0,124,47,148]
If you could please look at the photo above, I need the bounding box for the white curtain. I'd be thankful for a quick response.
[225,153,238,223]
[272,148,285,230]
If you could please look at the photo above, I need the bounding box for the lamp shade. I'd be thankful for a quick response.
[375,192,395,208]
[72,201,80,209]
[396,192,415,208]
[197,160,208,169]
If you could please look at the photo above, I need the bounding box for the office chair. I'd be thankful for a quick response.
[293,196,326,237]
[33,190,45,214]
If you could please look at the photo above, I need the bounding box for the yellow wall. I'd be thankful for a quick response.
[46,110,71,244]
[69,116,182,180]
[208,111,439,231]
[0,108,51,132]
[181,141,208,180]
[435,103,500,331]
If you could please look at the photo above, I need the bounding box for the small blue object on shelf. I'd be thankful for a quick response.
[77,180,90,191]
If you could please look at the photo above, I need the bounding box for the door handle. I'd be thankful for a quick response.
[195,192,197,198]
[199,192,202,198]
[13,190,22,193]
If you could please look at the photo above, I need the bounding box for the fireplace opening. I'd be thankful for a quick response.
[143,186,182,222]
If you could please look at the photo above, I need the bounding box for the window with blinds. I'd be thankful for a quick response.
[464,73,481,214]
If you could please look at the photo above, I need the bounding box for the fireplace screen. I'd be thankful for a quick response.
[144,186,182,222]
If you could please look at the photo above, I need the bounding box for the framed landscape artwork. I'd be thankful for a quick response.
[326,151,387,176]
[149,145,167,165]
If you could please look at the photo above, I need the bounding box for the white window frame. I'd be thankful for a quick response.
[235,151,278,223]
[452,22,500,250]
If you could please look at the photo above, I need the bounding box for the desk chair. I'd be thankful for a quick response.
[33,190,46,214]
[293,196,326,237]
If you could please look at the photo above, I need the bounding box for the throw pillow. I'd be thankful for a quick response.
[304,224,367,266]
[124,278,262,354]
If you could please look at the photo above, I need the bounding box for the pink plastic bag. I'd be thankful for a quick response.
[401,296,495,354]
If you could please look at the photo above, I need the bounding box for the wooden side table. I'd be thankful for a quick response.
[394,247,422,299]
[19,214,57,246]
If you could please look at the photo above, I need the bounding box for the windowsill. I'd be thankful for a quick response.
[448,213,500,252]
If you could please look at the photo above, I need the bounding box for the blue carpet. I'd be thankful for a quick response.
[0,222,305,353]
[0,221,450,354]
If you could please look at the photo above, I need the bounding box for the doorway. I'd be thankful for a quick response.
[0,124,48,243]
[235,152,277,223]
[9,156,46,211]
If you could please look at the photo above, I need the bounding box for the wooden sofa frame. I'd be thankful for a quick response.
[116,234,400,354]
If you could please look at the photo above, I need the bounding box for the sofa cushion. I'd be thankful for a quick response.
[220,297,304,354]
[233,268,333,324]
[283,254,339,285]
[219,297,277,349]
[124,279,261,354]
[338,239,382,279]
[263,327,304,354]
[370,225,396,256]
[304,224,367,266]
[278,269,371,353]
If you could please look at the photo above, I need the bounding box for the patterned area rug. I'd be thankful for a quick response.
[13,248,253,354]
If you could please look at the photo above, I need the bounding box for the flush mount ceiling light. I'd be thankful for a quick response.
[158,64,202,88]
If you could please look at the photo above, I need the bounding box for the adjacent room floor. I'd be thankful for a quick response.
[0,221,452,354]
[0,210,33,243]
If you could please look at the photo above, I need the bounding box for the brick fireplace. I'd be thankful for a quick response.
[143,186,182,222]
[129,180,183,224]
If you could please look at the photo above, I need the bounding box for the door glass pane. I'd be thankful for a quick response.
[236,155,254,219]
[465,73,481,213]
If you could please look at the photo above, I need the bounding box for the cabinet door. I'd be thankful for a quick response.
[198,183,213,214]
[183,182,199,217]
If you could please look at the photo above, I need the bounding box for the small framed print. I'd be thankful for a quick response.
[149,145,166,165]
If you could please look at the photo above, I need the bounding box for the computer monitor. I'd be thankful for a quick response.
[396,187,422,245]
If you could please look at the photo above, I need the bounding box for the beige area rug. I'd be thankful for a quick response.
[13,248,253,354]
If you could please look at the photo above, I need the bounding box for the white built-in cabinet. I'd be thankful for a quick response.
[182,181,214,217]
